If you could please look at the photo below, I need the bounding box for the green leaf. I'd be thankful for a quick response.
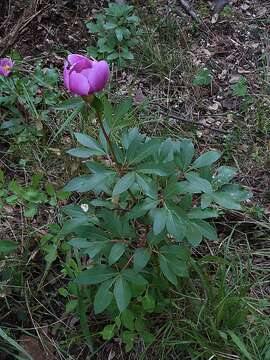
[159,256,177,285]
[0,327,34,360]
[65,299,78,313]
[121,309,135,331]
[167,257,189,277]
[164,181,194,198]
[160,245,190,261]
[152,208,167,235]
[112,172,136,196]
[133,248,151,272]
[56,96,84,110]
[94,280,114,314]
[104,22,117,30]
[135,174,157,199]
[115,99,132,118]
[141,331,155,345]
[122,330,135,352]
[185,223,203,246]
[166,210,186,241]
[115,28,124,41]
[228,331,252,360]
[176,139,195,170]
[222,184,251,202]
[137,162,175,176]
[192,151,221,169]
[231,76,248,97]
[185,172,213,194]
[84,242,106,258]
[24,205,38,218]
[129,140,160,165]
[141,294,156,312]
[193,220,218,240]
[187,208,219,219]
[114,276,131,312]
[109,243,126,265]
[127,199,159,220]
[107,52,119,61]
[127,15,139,23]
[122,269,148,286]
[201,193,213,209]
[193,68,212,86]
[121,48,134,60]
[64,173,112,193]
[67,148,98,158]
[101,324,115,340]
[0,240,17,254]
[86,21,100,33]
[74,133,105,154]
[76,267,116,285]
[215,166,237,186]
[212,192,242,210]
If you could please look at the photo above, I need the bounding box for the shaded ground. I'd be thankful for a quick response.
[0,0,270,359]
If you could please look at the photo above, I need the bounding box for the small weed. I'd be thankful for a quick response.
[193,68,213,87]
[0,63,62,141]
[86,2,143,68]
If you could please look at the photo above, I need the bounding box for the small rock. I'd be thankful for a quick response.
[241,4,250,11]
[229,75,241,84]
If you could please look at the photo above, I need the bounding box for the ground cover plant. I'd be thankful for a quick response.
[0,1,270,359]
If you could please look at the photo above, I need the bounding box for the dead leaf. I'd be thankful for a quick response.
[134,88,146,104]
[19,336,55,360]
[229,75,241,84]
[208,102,221,111]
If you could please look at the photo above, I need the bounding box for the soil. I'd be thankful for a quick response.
[0,0,270,359]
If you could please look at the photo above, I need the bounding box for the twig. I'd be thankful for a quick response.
[212,0,230,23]
[213,0,230,15]
[0,5,49,57]
[177,0,201,23]
[157,105,229,134]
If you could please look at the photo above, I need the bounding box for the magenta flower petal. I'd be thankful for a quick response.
[87,61,110,93]
[63,54,110,96]
[72,58,94,73]
[63,61,70,90]
[0,58,14,77]
[69,72,90,96]
[68,54,92,67]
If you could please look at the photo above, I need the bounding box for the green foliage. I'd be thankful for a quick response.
[86,2,143,68]
[61,97,251,349]
[231,76,253,112]
[0,63,61,141]
[231,76,248,97]
[193,68,213,86]
[0,170,69,219]
[152,257,270,359]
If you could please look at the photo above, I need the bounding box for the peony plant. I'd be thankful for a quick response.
[61,54,251,351]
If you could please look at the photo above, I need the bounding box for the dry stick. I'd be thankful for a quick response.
[0,5,49,57]
[158,106,228,134]
[213,0,230,15]
[178,0,201,23]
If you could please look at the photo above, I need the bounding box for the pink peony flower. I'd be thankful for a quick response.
[64,54,110,96]
[0,58,14,77]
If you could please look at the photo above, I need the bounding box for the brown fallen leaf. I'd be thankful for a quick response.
[19,336,55,360]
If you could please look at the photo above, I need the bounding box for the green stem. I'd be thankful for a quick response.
[95,109,137,203]
[96,111,118,166]
[78,286,94,353]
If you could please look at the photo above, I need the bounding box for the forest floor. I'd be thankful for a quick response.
[0,0,270,359]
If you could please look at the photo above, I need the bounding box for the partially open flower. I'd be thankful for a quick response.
[63,54,110,96]
[0,58,13,77]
